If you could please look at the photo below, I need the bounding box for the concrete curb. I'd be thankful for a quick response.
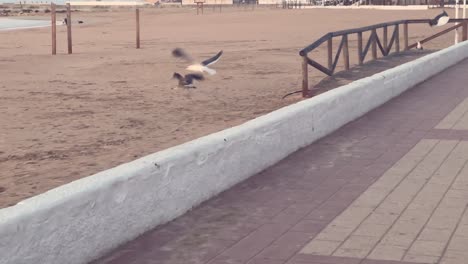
[2,41,468,264]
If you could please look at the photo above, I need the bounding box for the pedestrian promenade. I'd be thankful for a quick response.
[94,58,468,264]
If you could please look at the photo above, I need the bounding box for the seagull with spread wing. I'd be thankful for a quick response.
[172,48,223,76]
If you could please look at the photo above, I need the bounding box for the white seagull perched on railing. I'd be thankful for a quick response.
[416,41,423,50]
[172,48,223,75]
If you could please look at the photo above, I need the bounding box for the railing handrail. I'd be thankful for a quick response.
[297,17,468,98]
[299,18,468,56]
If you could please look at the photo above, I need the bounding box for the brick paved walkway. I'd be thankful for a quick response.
[93,59,468,264]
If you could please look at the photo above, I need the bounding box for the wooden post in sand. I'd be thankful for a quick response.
[51,2,56,55]
[66,3,72,54]
[195,1,204,14]
[136,8,140,49]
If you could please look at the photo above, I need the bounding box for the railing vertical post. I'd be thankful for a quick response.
[136,8,140,49]
[395,24,400,52]
[358,32,363,65]
[66,3,72,54]
[51,2,56,55]
[383,25,388,53]
[463,22,468,41]
[343,34,349,70]
[403,22,409,50]
[327,38,333,70]
[302,56,309,98]
[371,29,377,60]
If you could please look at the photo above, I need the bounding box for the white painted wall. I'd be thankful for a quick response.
[1,41,468,264]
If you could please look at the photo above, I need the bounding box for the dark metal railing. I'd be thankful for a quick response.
[299,18,468,98]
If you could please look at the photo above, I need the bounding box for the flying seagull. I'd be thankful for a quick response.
[172,48,223,75]
[429,10,450,27]
[172,72,204,88]
[416,41,423,50]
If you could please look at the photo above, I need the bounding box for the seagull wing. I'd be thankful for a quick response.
[430,10,450,27]
[201,50,223,66]
[185,73,205,83]
[172,48,194,63]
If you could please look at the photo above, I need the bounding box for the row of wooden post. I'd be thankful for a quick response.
[51,3,141,55]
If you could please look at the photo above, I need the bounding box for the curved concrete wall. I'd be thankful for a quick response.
[2,41,468,264]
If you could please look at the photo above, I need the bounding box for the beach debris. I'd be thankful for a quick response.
[172,72,204,89]
[429,10,449,27]
[172,48,223,75]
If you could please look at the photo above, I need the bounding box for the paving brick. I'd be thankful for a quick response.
[247,258,285,264]
[256,232,315,261]
[289,254,361,264]
[291,219,327,233]
[353,223,389,237]
[216,223,290,262]
[446,236,468,252]
[333,248,370,258]
[406,240,446,257]
[403,254,439,263]
[367,244,406,261]
[436,97,468,129]
[314,225,355,242]
[300,240,341,255]
[417,228,453,242]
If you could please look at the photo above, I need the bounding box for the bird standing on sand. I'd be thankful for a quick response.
[172,48,223,76]
[62,18,83,25]
[172,72,204,89]
[429,10,450,27]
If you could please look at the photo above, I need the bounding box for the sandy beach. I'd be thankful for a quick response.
[0,6,458,208]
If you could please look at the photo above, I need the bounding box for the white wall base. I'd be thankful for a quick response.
[1,42,468,264]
